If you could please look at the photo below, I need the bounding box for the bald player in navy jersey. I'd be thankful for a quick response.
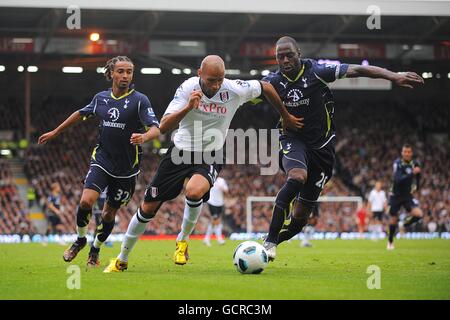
[38,56,160,267]
[262,36,424,260]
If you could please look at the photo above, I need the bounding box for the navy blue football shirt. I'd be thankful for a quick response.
[263,59,348,149]
[46,193,61,216]
[79,87,160,177]
[391,158,421,198]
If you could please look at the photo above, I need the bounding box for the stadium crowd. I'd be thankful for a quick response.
[0,95,448,236]
[0,159,34,234]
[336,101,449,233]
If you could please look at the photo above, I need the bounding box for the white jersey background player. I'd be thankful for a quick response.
[204,177,229,246]
[104,55,303,272]
[368,181,388,239]
[368,181,388,222]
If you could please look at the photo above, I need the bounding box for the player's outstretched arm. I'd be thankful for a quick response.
[345,65,424,89]
[130,126,160,145]
[159,90,202,134]
[260,81,304,130]
[38,111,82,144]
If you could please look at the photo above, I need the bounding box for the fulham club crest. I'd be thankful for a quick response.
[151,187,158,198]
[219,91,229,103]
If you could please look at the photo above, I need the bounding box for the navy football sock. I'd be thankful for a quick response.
[76,207,92,229]
[266,179,303,244]
[403,215,421,227]
[277,215,308,245]
[388,224,397,243]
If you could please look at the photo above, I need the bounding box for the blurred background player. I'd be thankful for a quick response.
[356,199,369,238]
[38,56,160,266]
[44,182,65,245]
[368,181,388,239]
[203,176,229,246]
[387,144,423,250]
[300,204,319,248]
[262,36,424,261]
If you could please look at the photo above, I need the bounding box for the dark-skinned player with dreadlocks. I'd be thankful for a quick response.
[38,56,160,267]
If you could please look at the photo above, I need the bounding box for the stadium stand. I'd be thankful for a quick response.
[1,96,448,236]
[0,159,34,234]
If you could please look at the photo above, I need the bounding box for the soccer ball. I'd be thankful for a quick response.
[233,241,269,274]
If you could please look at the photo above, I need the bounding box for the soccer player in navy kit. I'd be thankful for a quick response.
[38,56,160,266]
[387,144,423,250]
[262,36,424,260]
[45,182,65,242]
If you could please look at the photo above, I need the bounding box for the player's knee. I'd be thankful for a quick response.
[185,187,206,201]
[413,208,423,218]
[102,211,116,223]
[140,202,158,219]
[288,169,307,184]
[79,199,94,210]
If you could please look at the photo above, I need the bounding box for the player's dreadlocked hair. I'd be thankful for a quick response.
[103,56,134,81]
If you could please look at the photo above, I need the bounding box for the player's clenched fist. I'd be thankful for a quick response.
[187,90,203,110]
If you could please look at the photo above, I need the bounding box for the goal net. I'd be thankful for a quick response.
[246,196,363,233]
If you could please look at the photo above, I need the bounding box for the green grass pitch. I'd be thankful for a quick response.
[0,239,449,300]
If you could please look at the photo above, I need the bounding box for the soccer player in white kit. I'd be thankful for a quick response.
[203,177,229,246]
[368,181,388,238]
[104,55,303,272]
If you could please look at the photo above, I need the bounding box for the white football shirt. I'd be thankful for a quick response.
[164,77,262,151]
[368,189,387,212]
[208,177,229,207]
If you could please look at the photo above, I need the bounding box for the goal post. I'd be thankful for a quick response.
[246,196,363,233]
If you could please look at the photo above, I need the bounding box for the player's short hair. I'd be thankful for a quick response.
[103,56,134,81]
[276,36,299,49]
[402,143,413,150]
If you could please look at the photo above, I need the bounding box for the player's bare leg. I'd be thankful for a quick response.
[212,216,225,245]
[203,217,213,247]
[63,188,99,262]
[175,174,210,265]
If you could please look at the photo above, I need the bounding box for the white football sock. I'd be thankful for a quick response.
[118,208,150,262]
[215,223,223,241]
[204,223,213,241]
[302,225,315,244]
[177,198,203,242]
